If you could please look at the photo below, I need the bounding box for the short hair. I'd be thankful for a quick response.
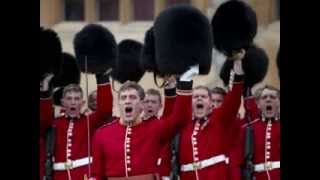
[254,85,280,100]
[89,90,97,100]
[63,84,83,98]
[118,81,145,100]
[145,88,162,103]
[211,87,227,97]
[193,85,212,98]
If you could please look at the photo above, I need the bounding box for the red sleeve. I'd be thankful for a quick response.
[91,129,105,180]
[89,83,113,130]
[210,82,243,129]
[161,96,176,119]
[244,96,259,121]
[40,98,54,137]
[159,88,192,144]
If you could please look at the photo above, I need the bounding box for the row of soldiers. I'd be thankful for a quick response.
[40,1,280,180]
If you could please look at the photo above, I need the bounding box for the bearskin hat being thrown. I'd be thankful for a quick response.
[52,52,81,88]
[140,27,157,73]
[154,5,213,76]
[40,26,62,80]
[220,45,269,88]
[211,0,257,57]
[112,39,145,83]
[73,24,117,74]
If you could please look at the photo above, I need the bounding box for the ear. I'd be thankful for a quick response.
[61,98,66,107]
[80,100,86,108]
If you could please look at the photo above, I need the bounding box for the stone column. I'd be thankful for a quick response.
[85,0,98,23]
[120,0,133,24]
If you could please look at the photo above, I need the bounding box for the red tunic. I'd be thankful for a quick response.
[40,83,113,180]
[91,88,192,179]
[229,97,280,180]
[40,95,54,179]
[227,96,258,180]
[178,82,243,180]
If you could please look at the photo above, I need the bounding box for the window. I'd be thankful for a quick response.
[65,0,84,21]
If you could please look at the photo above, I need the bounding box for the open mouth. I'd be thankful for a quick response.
[70,107,76,111]
[266,105,273,111]
[125,107,133,113]
[196,104,204,109]
[148,109,153,113]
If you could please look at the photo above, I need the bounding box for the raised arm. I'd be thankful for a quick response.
[90,72,113,130]
[161,77,177,119]
[212,50,245,128]
[40,74,55,137]
[159,65,198,143]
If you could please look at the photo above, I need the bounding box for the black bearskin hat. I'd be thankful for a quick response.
[211,0,257,57]
[40,26,62,79]
[73,24,117,74]
[154,5,213,75]
[52,52,81,88]
[112,39,145,83]
[220,45,269,88]
[140,27,157,73]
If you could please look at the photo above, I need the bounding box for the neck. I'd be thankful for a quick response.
[120,117,142,127]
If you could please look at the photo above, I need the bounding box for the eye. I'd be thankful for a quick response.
[120,96,126,101]
[129,95,137,100]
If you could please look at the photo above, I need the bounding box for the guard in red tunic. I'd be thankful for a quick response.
[177,52,245,180]
[91,66,199,180]
[40,73,112,180]
[231,85,280,180]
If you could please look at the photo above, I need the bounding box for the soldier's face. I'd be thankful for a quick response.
[119,89,143,123]
[88,91,97,111]
[143,94,162,118]
[211,93,224,109]
[61,91,85,117]
[257,89,280,118]
[192,89,212,119]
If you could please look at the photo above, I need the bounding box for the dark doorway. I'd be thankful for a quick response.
[65,0,84,21]
[133,0,154,20]
[167,0,190,7]
[100,0,119,20]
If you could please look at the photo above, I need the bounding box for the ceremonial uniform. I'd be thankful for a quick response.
[178,78,243,180]
[230,97,280,180]
[157,88,176,179]
[40,93,54,179]
[227,96,258,180]
[91,82,193,180]
[40,82,113,180]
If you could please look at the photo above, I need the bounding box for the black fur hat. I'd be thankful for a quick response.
[40,26,62,79]
[220,45,269,88]
[211,0,257,57]
[73,24,117,74]
[112,39,145,83]
[53,87,64,106]
[154,5,213,75]
[52,52,81,88]
[140,27,157,73]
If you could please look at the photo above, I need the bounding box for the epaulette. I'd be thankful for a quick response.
[241,118,260,128]
[98,118,118,129]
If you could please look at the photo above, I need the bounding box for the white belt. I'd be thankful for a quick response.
[161,176,170,180]
[53,157,92,171]
[254,161,280,172]
[180,154,228,172]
